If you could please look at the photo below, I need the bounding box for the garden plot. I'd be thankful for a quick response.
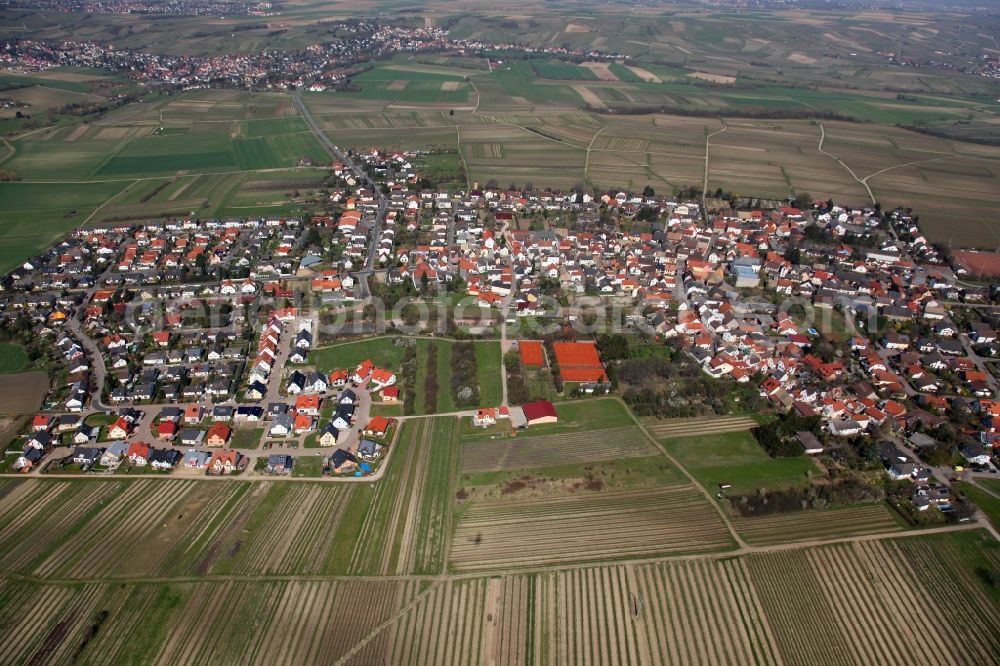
[450,485,734,571]
[459,426,657,473]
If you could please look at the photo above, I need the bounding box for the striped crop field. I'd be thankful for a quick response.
[629,559,781,666]
[535,560,781,665]
[459,426,657,473]
[465,142,504,158]
[405,417,458,575]
[0,479,363,579]
[221,483,351,575]
[0,480,126,575]
[749,535,1000,665]
[0,532,997,664]
[32,480,199,579]
[644,415,758,439]
[733,504,903,546]
[341,420,420,576]
[450,485,735,571]
[367,579,488,666]
[592,135,650,152]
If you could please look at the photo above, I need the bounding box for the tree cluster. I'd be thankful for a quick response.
[504,350,530,405]
[752,412,822,458]
[729,477,884,518]
[450,341,480,407]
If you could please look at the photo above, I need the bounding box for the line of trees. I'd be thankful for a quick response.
[504,350,530,405]
[728,477,884,518]
[450,341,480,407]
[423,343,438,413]
[399,342,417,416]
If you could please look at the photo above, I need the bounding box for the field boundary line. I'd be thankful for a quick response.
[622,398,747,548]
[78,177,141,227]
[702,121,727,214]
[861,154,958,183]
[456,126,471,190]
[333,579,443,665]
[817,122,875,204]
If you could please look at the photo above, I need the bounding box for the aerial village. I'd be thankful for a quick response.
[1,147,998,516]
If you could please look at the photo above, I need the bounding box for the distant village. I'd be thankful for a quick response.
[0,25,627,91]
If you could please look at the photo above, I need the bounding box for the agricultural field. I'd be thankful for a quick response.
[450,485,735,572]
[539,560,781,665]
[459,425,657,473]
[643,414,758,439]
[0,531,997,664]
[0,180,131,272]
[0,343,29,374]
[324,418,457,577]
[732,504,904,546]
[749,532,1000,665]
[0,479,363,578]
[658,426,820,495]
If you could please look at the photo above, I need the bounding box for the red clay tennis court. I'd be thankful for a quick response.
[519,340,545,367]
[553,341,608,382]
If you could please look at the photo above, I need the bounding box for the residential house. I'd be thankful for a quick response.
[329,448,358,473]
[150,448,180,470]
[269,414,294,438]
[206,423,232,447]
[207,449,243,475]
[266,454,293,474]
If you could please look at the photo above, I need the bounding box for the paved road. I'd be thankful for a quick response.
[292,91,388,301]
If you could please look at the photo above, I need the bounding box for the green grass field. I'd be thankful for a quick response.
[0,343,29,374]
[475,341,502,407]
[504,397,635,438]
[311,336,409,373]
[230,428,263,449]
[662,430,820,495]
[458,454,684,491]
[0,180,131,272]
[961,481,1000,530]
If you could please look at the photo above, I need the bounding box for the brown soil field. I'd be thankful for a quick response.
[688,71,737,84]
[450,485,734,571]
[460,426,656,472]
[441,81,461,91]
[565,22,591,33]
[0,371,47,415]
[624,65,662,83]
[580,61,620,81]
[386,80,410,91]
[571,84,607,109]
[788,52,818,64]
[952,250,1000,277]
